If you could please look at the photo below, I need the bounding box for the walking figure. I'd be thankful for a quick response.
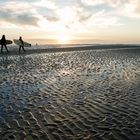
[1,35,9,53]
[19,36,26,52]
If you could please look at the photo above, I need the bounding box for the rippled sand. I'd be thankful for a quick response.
[0,48,140,140]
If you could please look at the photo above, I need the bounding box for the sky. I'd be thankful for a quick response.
[0,0,140,44]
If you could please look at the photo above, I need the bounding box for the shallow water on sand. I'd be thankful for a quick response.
[0,48,140,140]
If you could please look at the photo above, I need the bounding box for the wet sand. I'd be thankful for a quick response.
[0,46,140,140]
[0,44,140,56]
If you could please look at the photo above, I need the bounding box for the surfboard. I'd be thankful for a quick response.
[13,39,31,47]
[0,40,12,45]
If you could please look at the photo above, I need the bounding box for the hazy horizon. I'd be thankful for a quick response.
[0,0,140,44]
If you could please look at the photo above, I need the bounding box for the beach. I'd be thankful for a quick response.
[0,45,140,140]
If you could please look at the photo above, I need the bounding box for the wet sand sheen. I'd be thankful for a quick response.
[0,48,140,140]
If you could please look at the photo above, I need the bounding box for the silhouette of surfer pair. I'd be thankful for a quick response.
[0,35,25,53]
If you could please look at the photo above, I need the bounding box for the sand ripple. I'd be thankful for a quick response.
[0,48,140,140]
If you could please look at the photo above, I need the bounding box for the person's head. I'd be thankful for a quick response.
[2,35,5,38]
[19,36,22,40]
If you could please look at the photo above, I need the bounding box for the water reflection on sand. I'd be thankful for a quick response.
[0,48,140,140]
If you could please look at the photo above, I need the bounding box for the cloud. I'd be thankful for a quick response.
[0,1,41,27]
[54,5,122,30]
[81,0,104,6]
[0,0,123,32]
[120,0,140,18]
[33,0,57,9]
[0,10,39,26]
[81,0,140,18]
[0,0,59,28]
[80,0,120,7]
[80,0,125,7]
[87,10,123,27]
[46,16,59,22]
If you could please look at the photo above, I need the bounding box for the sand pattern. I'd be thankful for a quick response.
[0,48,140,140]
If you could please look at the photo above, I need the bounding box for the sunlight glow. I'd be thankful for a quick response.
[56,34,71,44]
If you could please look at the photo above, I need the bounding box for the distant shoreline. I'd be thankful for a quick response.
[0,44,140,57]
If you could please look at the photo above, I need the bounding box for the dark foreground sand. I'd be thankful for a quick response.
[0,46,140,140]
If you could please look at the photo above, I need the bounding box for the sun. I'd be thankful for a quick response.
[57,34,70,44]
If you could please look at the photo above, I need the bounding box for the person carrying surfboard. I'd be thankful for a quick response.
[19,36,26,52]
[0,35,9,53]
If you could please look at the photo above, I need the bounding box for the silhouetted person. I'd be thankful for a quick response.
[19,36,25,52]
[1,35,9,53]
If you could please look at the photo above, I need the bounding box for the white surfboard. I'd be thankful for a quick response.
[13,39,31,47]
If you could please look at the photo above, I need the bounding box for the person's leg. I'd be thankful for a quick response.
[5,45,9,52]
[1,45,3,53]
[19,46,21,52]
[22,46,26,52]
